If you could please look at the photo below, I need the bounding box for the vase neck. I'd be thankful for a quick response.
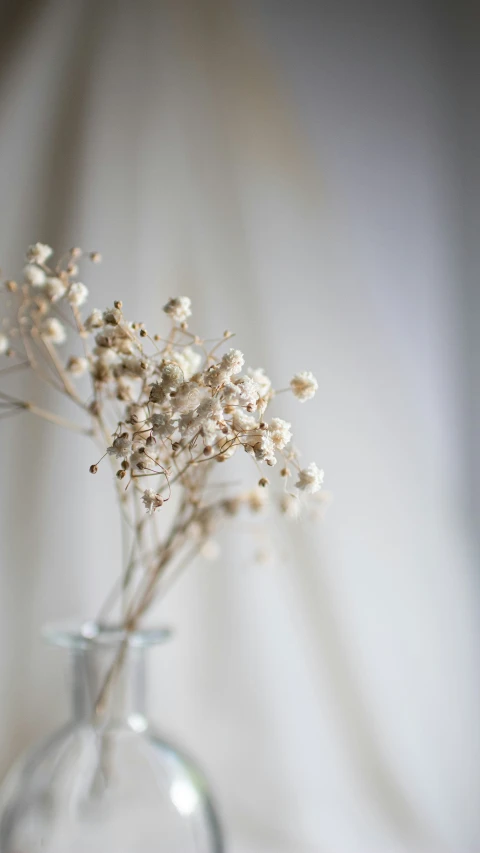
[70,645,147,728]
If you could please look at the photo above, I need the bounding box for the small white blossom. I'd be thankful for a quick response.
[204,364,229,388]
[142,488,164,514]
[163,296,191,324]
[221,348,244,376]
[232,409,258,433]
[197,397,223,423]
[0,333,8,354]
[216,436,237,460]
[247,487,268,512]
[290,371,318,402]
[280,493,301,519]
[24,264,46,287]
[39,317,66,345]
[149,412,176,438]
[130,449,146,470]
[112,327,134,355]
[149,382,166,403]
[251,433,276,465]
[67,282,89,307]
[121,355,149,378]
[232,375,260,407]
[268,417,292,450]
[170,347,202,381]
[172,382,202,414]
[295,463,324,494]
[66,356,88,376]
[85,309,104,331]
[26,243,53,265]
[178,411,198,439]
[107,434,132,459]
[103,307,122,326]
[201,419,219,444]
[126,403,148,424]
[160,361,184,390]
[44,277,67,302]
[247,367,271,397]
[96,348,118,367]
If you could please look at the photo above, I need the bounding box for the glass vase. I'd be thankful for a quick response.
[0,622,224,853]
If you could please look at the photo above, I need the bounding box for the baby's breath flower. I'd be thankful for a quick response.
[247,487,268,512]
[268,417,292,450]
[2,244,327,626]
[26,243,53,265]
[290,371,318,402]
[131,449,146,471]
[24,264,46,287]
[68,282,88,307]
[126,403,147,425]
[107,434,132,459]
[196,397,223,423]
[112,327,134,355]
[232,409,258,433]
[66,356,88,376]
[85,309,104,331]
[280,492,301,518]
[115,377,134,402]
[45,277,67,302]
[170,347,202,380]
[160,361,184,390]
[232,375,260,407]
[204,364,229,388]
[295,463,324,494]
[39,317,66,345]
[92,356,112,383]
[247,367,271,397]
[103,307,122,326]
[149,412,176,438]
[201,419,218,444]
[250,433,276,465]
[149,382,166,403]
[163,296,191,324]
[172,382,202,414]
[216,436,237,460]
[221,348,244,376]
[142,489,164,514]
[121,355,149,378]
[95,331,115,350]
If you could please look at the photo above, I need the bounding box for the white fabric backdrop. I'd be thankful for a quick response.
[0,1,479,851]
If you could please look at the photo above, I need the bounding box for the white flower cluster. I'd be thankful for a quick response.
[0,244,326,621]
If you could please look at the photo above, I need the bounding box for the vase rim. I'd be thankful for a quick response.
[42,620,173,650]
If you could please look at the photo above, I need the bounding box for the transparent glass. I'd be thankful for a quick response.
[0,622,224,853]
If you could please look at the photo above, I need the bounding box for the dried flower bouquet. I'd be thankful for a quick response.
[0,243,324,640]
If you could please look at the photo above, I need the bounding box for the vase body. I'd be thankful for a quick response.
[0,624,224,853]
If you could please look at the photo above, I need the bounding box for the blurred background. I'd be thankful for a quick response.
[0,0,479,851]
